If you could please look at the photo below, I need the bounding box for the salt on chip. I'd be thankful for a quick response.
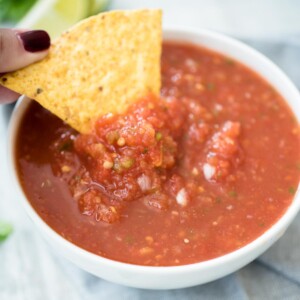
[0,9,162,133]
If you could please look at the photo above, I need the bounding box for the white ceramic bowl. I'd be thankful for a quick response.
[7,28,300,289]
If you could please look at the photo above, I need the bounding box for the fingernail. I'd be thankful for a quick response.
[18,30,50,52]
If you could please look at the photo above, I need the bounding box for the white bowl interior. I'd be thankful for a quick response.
[7,28,300,289]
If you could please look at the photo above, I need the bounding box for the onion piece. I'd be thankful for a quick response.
[203,163,216,181]
[137,174,151,191]
[176,188,188,206]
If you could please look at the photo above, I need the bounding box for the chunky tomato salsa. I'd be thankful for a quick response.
[16,42,300,266]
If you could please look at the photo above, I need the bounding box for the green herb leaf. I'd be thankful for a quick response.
[59,140,73,152]
[206,82,215,91]
[124,235,134,245]
[0,221,13,242]
[215,197,222,204]
[289,187,296,195]
[228,190,237,198]
[155,131,163,141]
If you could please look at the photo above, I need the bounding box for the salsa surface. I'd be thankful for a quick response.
[16,42,300,266]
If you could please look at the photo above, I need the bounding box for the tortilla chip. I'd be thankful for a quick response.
[1,9,162,133]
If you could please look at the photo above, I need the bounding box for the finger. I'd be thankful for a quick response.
[0,85,20,103]
[0,29,50,73]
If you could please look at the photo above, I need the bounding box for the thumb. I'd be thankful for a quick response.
[0,29,50,73]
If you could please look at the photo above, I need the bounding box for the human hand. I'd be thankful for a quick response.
[0,28,50,103]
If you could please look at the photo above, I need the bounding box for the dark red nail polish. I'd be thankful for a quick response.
[19,30,50,52]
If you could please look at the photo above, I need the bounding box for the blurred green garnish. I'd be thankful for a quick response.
[0,221,13,242]
[0,0,110,25]
[0,0,37,24]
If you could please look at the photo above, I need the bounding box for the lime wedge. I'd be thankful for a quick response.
[90,0,110,15]
[17,0,91,38]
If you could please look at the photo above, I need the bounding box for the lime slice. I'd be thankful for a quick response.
[17,0,91,38]
[90,0,110,15]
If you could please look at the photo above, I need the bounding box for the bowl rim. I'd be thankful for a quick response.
[7,26,300,275]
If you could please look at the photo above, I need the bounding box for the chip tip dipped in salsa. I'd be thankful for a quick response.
[16,39,300,266]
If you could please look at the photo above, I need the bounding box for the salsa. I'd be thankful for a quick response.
[16,42,300,266]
